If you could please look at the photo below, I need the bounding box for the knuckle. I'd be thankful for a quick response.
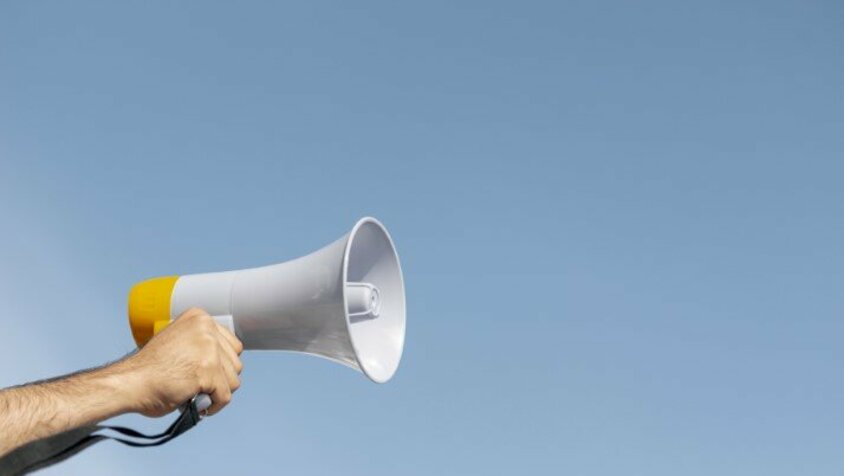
[197,376,212,392]
[198,357,217,372]
[199,332,217,347]
[185,307,205,317]
[191,331,215,350]
[196,314,214,326]
[183,310,211,325]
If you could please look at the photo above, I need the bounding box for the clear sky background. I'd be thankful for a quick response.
[1,1,843,475]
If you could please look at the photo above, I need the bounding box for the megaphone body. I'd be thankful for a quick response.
[128,217,406,384]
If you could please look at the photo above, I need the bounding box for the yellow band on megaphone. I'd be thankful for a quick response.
[128,275,179,347]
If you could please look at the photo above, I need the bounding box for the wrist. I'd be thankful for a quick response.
[104,356,149,415]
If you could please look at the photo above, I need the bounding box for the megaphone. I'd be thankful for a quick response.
[0,219,404,472]
[128,217,406,384]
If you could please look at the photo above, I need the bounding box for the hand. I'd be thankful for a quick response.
[117,308,244,417]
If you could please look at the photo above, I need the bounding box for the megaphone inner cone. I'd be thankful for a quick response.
[347,282,381,321]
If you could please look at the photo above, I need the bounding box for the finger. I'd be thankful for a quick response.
[221,355,241,392]
[206,375,233,416]
[216,335,244,375]
[215,322,244,355]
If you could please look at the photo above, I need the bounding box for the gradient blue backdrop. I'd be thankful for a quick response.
[1,1,843,474]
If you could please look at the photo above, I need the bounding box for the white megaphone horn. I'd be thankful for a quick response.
[127,217,406,390]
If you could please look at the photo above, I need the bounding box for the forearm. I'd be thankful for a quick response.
[0,360,138,456]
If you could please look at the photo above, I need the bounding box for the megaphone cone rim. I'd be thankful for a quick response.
[342,216,406,383]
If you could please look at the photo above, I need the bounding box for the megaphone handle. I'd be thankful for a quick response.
[194,393,213,414]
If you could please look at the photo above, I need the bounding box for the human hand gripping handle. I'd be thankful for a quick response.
[192,314,236,414]
[121,308,244,418]
[0,308,243,474]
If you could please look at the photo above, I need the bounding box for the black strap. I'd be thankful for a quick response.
[0,399,202,476]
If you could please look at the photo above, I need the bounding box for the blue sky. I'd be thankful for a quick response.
[1,1,843,474]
